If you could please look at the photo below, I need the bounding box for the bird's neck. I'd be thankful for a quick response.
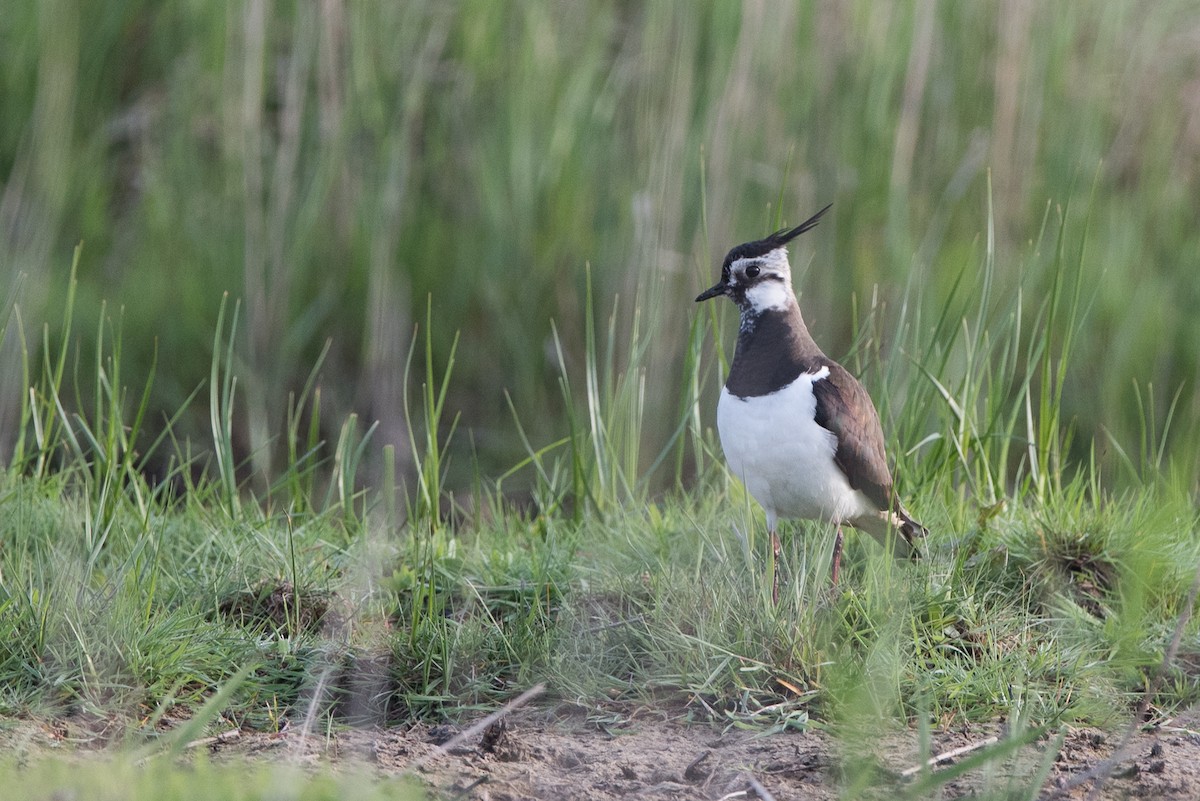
[726,300,827,397]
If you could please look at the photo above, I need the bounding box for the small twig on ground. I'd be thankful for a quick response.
[900,735,1000,778]
[1158,724,1200,738]
[684,749,712,781]
[745,772,778,801]
[1040,557,1200,801]
[185,728,242,750]
[405,683,546,774]
[691,693,719,719]
[450,775,489,799]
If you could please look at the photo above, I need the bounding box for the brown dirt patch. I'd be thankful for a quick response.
[9,707,1200,799]
[208,706,1200,800]
[302,709,840,800]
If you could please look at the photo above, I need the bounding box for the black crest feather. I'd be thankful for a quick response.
[721,203,833,267]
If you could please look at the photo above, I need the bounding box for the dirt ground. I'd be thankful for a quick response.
[242,705,1200,800]
[13,706,1200,799]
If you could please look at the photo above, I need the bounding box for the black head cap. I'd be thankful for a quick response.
[720,203,832,269]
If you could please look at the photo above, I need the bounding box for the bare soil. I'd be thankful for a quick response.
[246,705,1200,800]
[11,706,1200,799]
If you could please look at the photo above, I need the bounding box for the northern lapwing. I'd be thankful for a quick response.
[696,204,926,597]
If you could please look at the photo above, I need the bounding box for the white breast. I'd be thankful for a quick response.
[716,369,876,530]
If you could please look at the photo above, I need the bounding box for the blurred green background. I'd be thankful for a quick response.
[2,0,1198,492]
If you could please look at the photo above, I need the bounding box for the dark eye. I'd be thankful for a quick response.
[746,264,761,279]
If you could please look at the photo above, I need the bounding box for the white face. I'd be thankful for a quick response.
[729,248,793,313]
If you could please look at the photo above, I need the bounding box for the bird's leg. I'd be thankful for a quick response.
[770,529,782,605]
[830,525,844,586]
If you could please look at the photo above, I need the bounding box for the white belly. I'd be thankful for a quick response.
[716,371,875,529]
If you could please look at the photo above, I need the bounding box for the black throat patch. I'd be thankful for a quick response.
[725,304,827,398]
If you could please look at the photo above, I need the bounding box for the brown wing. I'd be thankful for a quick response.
[811,360,894,512]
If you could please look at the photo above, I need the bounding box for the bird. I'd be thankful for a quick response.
[695,204,926,597]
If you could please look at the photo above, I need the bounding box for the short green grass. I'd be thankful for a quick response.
[4,1,1200,486]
